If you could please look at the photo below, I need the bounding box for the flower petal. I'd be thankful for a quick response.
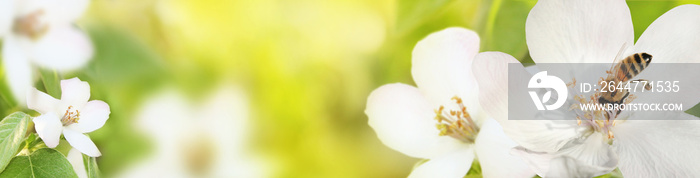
[64,128,101,157]
[544,154,616,177]
[472,52,520,122]
[494,107,582,153]
[2,36,34,105]
[510,147,552,177]
[30,25,93,71]
[135,90,191,142]
[473,52,581,153]
[33,113,63,148]
[407,148,474,178]
[14,0,44,16]
[612,112,700,177]
[632,5,700,110]
[68,100,110,133]
[13,0,88,25]
[635,5,700,64]
[27,88,60,114]
[550,133,618,177]
[60,78,91,108]
[366,83,467,159]
[411,27,480,112]
[45,0,90,25]
[474,119,535,178]
[67,149,88,178]
[526,0,633,63]
[512,133,618,178]
[200,86,250,155]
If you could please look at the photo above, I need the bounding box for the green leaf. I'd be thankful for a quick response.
[395,0,454,35]
[0,148,78,178]
[0,77,18,111]
[0,53,19,109]
[476,0,535,60]
[627,1,678,41]
[39,69,62,99]
[82,154,100,178]
[0,112,30,172]
[465,159,482,176]
[23,133,45,153]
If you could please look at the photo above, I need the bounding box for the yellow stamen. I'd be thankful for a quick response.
[434,96,479,143]
[61,106,80,126]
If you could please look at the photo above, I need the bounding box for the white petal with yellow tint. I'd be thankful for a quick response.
[68,100,110,133]
[60,77,91,109]
[408,148,474,178]
[33,113,63,148]
[2,36,34,105]
[67,149,88,178]
[366,83,467,159]
[64,128,101,157]
[31,25,93,71]
[613,112,700,177]
[526,0,633,64]
[411,27,480,112]
[549,133,618,177]
[633,5,700,111]
[27,88,60,115]
[473,52,581,153]
[475,119,535,178]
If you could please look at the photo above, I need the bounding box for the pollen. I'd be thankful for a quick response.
[434,96,479,143]
[568,78,627,143]
[61,106,81,126]
[13,10,49,40]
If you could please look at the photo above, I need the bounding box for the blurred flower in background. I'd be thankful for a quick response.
[117,84,267,178]
[0,0,93,105]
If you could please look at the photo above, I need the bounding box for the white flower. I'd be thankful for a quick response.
[365,27,534,178]
[27,77,110,157]
[117,85,266,178]
[473,1,700,177]
[0,0,93,105]
[67,149,89,178]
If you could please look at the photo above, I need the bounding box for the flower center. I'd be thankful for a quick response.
[183,137,215,175]
[13,10,49,40]
[61,106,80,126]
[434,96,479,143]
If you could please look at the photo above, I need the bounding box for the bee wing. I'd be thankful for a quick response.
[609,42,630,72]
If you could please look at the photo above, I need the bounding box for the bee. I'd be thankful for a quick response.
[597,52,653,114]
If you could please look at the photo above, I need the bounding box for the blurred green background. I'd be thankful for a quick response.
[2,0,700,177]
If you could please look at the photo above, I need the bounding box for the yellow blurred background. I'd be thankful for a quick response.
[26,0,692,177]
